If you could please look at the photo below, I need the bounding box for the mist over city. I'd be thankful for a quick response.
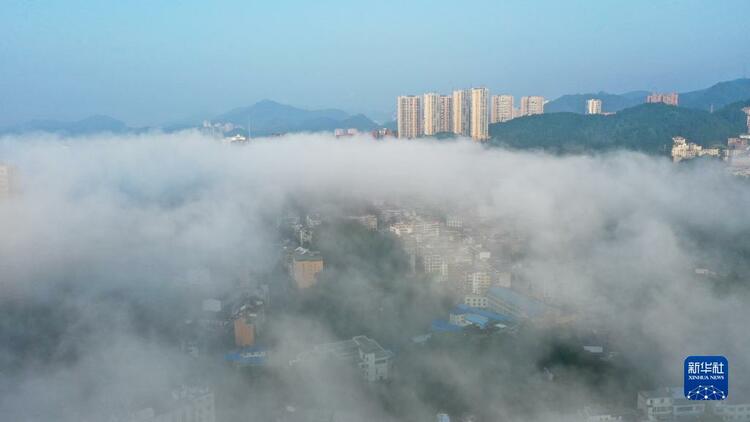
[2,1,750,422]
[0,131,748,421]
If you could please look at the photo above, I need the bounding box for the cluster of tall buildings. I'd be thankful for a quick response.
[397,90,545,141]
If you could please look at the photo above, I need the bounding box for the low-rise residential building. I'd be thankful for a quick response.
[637,387,705,421]
[671,136,720,162]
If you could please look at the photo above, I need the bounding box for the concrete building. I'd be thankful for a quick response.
[452,89,471,137]
[463,294,488,309]
[446,215,463,229]
[637,387,705,421]
[415,220,441,238]
[353,336,393,382]
[465,270,491,295]
[397,95,422,139]
[423,253,448,279]
[423,93,440,136]
[671,136,720,162]
[438,95,453,133]
[291,336,393,382]
[520,96,545,116]
[727,135,750,165]
[290,248,324,289]
[232,298,265,347]
[586,99,602,115]
[470,87,489,141]
[647,92,679,106]
[491,94,514,123]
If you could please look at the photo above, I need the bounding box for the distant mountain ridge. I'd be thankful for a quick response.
[546,78,750,114]
[2,115,130,135]
[680,78,750,111]
[1,100,381,137]
[213,100,378,136]
[545,91,648,114]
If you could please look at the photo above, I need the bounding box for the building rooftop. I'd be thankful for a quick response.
[454,304,516,323]
[293,249,323,262]
[314,339,360,359]
[353,335,393,359]
[638,387,683,400]
[431,319,463,333]
[487,286,546,318]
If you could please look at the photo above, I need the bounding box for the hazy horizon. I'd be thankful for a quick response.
[2,0,749,127]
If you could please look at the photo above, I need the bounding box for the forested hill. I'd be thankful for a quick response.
[488,100,750,155]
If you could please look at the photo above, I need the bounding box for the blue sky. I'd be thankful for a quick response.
[1,0,748,126]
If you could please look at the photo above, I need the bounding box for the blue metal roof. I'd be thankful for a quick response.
[453,304,516,323]
[225,346,268,365]
[465,314,489,328]
[431,319,463,333]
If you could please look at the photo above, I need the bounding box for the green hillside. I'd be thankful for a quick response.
[488,101,749,154]
[680,78,750,111]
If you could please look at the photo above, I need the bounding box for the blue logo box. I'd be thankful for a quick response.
[684,356,728,400]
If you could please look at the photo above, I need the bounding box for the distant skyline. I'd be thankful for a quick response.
[1,0,749,127]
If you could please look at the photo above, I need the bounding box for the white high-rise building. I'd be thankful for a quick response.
[452,89,471,137]
[438,95,452,133]
[397,95,422,139]
[586,98,602,115]
[423,93,440,136]
[491,94,514,123]
[520,96,545,116]
[470,87,489,141]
